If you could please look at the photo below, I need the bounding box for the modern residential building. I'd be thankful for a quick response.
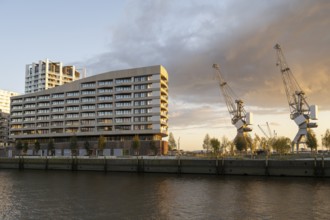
[11,65,169,155]
[0,89,20,114]
[25,59,81,94]
[0,110,10,147]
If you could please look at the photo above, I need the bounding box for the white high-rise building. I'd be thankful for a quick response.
[25,59,81,94]
[0,89,20,114]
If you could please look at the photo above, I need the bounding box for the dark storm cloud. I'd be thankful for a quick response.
[76,0,329,128]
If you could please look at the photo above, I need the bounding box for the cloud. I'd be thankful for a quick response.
[75,0,330,129]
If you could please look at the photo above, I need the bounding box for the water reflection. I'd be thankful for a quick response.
[0,170,329,220]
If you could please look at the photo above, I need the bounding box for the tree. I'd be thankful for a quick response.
[15,140,23,153]
[272,136,291,156]
[322,129,330,151]
[149,141,157,155]
[234,135,249,152]
[220,136,230,154]
[34,140,40,155]
[23,142,29,154]
[168,132,176,150]
[252,134,261,153]
[203,134,211,154]
[98,136,106,156]
[132,135,141,155]
[47,139,55,156]
[210,138,220,156]
[306,129,318,152]
[84,141,90,156]
[70,135,78,156]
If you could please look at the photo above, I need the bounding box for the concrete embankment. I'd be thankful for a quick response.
[0,157,329,177]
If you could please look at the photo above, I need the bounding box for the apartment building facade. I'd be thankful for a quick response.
[0,89,20,114]
[0,110,10,147]
[11,65,168,155]
[25,59,81,94]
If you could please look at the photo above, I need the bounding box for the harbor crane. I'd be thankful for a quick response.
[212,64,253,139]
[274,44,318,152]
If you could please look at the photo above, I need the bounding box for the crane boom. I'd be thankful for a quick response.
[212,64,252,134]
[273,44,318,152]
[274,44,310,119]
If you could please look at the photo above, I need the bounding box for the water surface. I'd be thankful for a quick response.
[0,170,329,220]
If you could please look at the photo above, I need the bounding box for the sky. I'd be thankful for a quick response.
[0,0,329,150]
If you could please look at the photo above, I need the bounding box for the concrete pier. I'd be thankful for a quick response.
[0,157,329,177]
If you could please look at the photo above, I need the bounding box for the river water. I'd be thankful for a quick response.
[0,170,329,220]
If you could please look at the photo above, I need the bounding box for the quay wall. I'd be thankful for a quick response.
[0,157,329,177]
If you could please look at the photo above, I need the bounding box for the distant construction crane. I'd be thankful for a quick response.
[274,44,318,152]
[258,122,276,139]
[212,64,253,139]
[258,124,269,139]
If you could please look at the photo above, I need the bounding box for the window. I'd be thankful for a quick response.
[25,97,36,102]
[24,110,35,115]
[115,77,131,84]
[115,102,131,107]
[67,106,79,111]
[81,127,95,132]
[12,99,23,103]
[24,104,36,108]
[52,107,64,112]
[66,120,79,126]
[115,86,131,91]
[98,96,112,101]
[67,99,80,104]
[38,95,50,100]
[67,113,79,118]
[134,108,151,114]
[37,109,50,114]
[81,105,95,110]
[36,122,49,127]
[98,88,112,93]
[38,102,50,107]
[67,91,80,97]
[81,97,96,103]
[12,118,23,122]
[115,109,131,115]
[52,101,65,105]
[98,103,112,109]
[52,114,64,119]
[115,94,131,99]
[81,82,96,88]
[37,116,49,120]
[134,84,150,90]
[115,125,131,130]
[98,118,112,124]
[12,112,23,116]
[134,100,151,106]
[98,111,112,116]
[134,92,151,98]
[134,116,151,122]
[98,80,112,86]
[81,90,96,95]
[82,112,96,117]
[51,121,64,126]
[134,124,152,130]
[81,120,95,125]
[52,93,64,98]
[134,76,150,82]
[115,117,131,123]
